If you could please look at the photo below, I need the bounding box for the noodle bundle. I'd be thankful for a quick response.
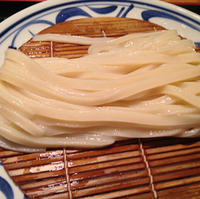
[0,29,200,152]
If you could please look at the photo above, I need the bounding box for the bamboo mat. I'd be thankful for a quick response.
[1,137,200,199]
[1,17,200,199]
[18,17,166,59]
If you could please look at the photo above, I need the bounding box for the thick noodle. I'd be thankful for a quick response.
[0,29,200,152]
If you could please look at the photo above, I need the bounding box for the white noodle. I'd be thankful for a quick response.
[33,33,113,45]
[0,29,200,152]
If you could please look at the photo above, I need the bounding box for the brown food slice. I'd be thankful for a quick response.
[1,17,200,199]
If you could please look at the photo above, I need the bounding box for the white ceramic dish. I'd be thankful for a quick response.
[0,0,200,198]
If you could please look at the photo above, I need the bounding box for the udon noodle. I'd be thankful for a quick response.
[0,29,200,152]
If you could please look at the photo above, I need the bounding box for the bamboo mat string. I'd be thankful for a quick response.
[50,41,53,57]
[102,29,106,37]
[64,148,73,199]
[139,138,158,199]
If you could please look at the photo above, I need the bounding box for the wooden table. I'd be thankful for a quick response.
[164,0,200,4]
[0,0,200,5]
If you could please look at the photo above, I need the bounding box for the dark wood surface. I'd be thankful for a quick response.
[0,0,200,4]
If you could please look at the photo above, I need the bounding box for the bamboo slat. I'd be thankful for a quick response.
[1,17,200,199]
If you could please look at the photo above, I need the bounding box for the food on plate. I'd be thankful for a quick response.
[0,29,200,152]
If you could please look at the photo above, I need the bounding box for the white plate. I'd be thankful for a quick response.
[0,0,200,198]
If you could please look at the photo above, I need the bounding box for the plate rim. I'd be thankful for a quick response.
[1,0,200,39]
